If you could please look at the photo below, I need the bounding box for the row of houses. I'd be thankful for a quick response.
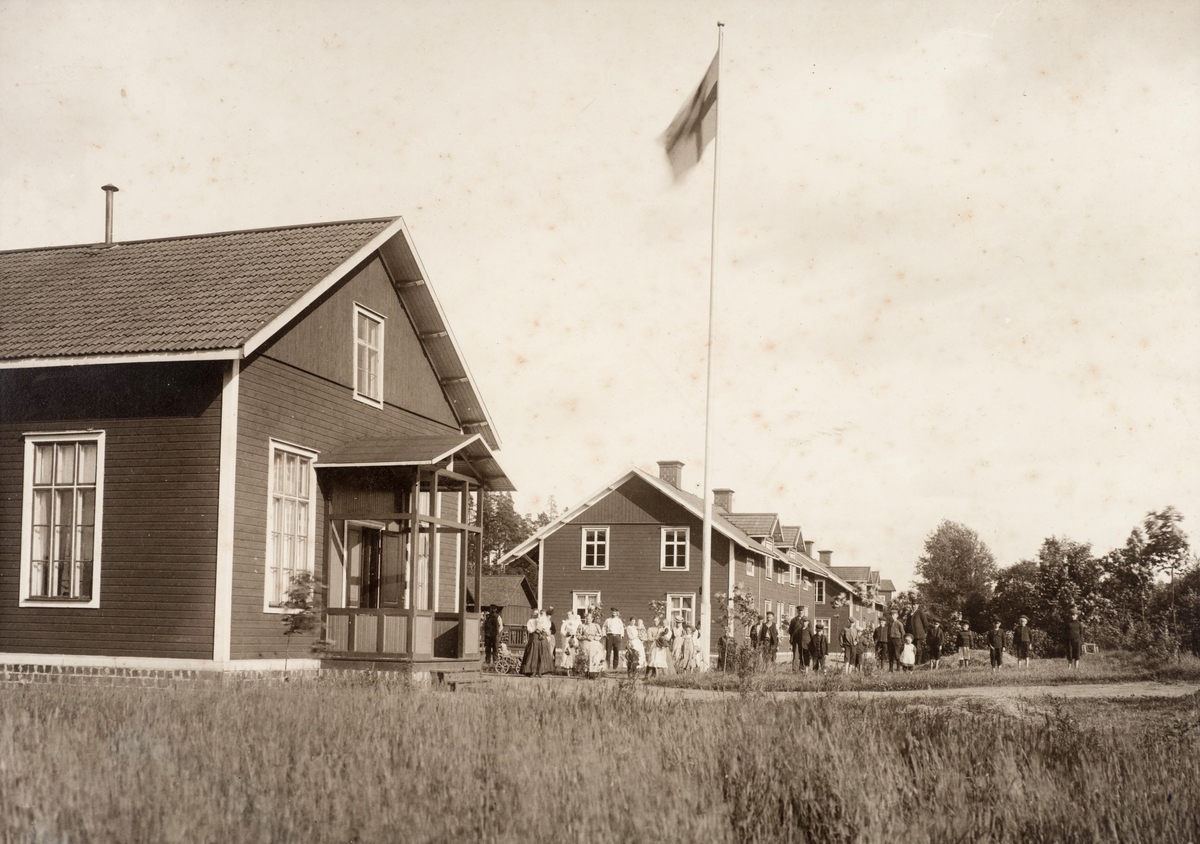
[499,461,895,651]
[1,207,896,675]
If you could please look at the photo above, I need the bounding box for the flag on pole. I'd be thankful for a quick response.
[661,52,719,180]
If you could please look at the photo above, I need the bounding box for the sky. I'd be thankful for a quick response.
[2,0,1198,588]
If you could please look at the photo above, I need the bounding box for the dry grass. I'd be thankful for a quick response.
[1,676,1198,843]
[651,649,1200,694]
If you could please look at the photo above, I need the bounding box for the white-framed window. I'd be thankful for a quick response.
[667,593,695,626]
[581,527,608,570]
[788,604,796,622]
[791,566,798,586]
[766,559,773,581]
[353,303,385,407]
[19,432,106,608]
[745,555,755,577]
[764,599,773,621]
[815,579,826,604]
[661,527,689,570]
[572,591,601,619]
[264,440,318,611]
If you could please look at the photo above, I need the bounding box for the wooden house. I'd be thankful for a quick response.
[500,461,883,658]
[0,216,512,676]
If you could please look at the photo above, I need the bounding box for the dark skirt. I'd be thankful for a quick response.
[522,632,552,676]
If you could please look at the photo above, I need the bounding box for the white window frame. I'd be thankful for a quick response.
[572,591,601,618]
[791,566,798,586]
[666,593,695,626]
[815,578,826,604]
[660,527,689,571]
[263,440,319,613]
[580,527,609,570]
[745,555,755,577]
[18,431,106,609]
[352,303,386,408]
[764,599,773,621]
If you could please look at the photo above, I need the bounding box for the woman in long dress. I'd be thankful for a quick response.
[520,611,540,676]
[581,612,605,678]
[647,615,673,678]
[559,611,581,675]
[624,617,645,678]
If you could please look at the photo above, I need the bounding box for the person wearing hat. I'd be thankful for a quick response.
[927,619,944,670]
[482,604,504,665]
[907,600,931,666]
[986,619,1005,672]
[887,610,905,673]
[602,608,625,671]
[809,621,829,672]
[1015,615,1033,668]
[1065,609,1083,670]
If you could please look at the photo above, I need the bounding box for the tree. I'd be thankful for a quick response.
[281,571,323,677]
[989,559,1039,625]
[913,520,998,623]
[481,492,531,569]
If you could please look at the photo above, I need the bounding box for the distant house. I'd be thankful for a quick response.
[877,579,896,607]
[0,216,512,675]
[499,461,885,656]
[467,573,536,648]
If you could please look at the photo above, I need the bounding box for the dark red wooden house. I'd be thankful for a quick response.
[0,216,512,676]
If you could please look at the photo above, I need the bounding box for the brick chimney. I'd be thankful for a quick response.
[712,488,734,512]
[803,541,814,557]
[657,461,684,489]
[819,550,832,566]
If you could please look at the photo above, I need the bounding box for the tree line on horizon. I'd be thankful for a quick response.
[903,507,1197,657]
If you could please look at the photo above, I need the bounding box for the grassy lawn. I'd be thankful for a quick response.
[2,675,1198,843]
[647,649,1200,694]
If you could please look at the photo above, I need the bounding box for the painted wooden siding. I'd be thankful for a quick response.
[230,354,461,659]
[261,256,459,429]
[0,363,223,658]
[540,476,731,631]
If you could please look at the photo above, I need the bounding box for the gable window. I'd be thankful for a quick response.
[353,304,385,407]
[19,432,105,607]
[815,579,826,604]
[581,527,608,570]
[667,593,695,626]
[265,441,318,610]
[661,528,689,570]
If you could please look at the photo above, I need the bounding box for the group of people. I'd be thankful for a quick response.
[495,606,707,679]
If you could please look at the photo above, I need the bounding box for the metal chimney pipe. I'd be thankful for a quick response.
[101,184,119,244]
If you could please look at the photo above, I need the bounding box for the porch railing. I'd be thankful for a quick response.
[325,609,481,660]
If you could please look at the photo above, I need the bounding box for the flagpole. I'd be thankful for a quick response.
[698,21,723,668]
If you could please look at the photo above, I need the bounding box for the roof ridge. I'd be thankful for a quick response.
[0,216,399,256]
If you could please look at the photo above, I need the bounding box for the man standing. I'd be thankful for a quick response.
[986,619,1005,672]
[887,610,905,672]
[1015,615,1033,668]
[788,608,808,670]
[482,605,503,665]
[873,617,888,665]
[908,600,930,666]
[1066,609,1083,670]
[761,612,779,667]
[602,608,625,671]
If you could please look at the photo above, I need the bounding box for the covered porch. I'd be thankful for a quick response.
[314,433,513,673]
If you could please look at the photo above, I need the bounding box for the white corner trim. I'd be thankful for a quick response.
[242,218,406,356]
[537,538,545,609]
[213,360,239,662]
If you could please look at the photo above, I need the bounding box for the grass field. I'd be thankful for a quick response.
[2,670,1198,843]
[648,650,1200,694]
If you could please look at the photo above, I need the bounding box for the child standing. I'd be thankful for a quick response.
[957,622,974,667]
[899,634,916,670]
[927,620,944,670]
[986,620,1005,672]
[810,622,829,672]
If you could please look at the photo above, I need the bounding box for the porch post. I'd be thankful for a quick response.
[407,469,420,656]
[430,470,441,612]
[475,486,483,615]
[457,480,471,658]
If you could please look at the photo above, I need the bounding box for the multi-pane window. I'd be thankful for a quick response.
[354,305,384,405]
[766,559,773,581]
[815,579,826,604]
[745,555,754,577]
[573,591,601,617]
[667,594,694,626]
[266,443,316,608]
[22,434,104,604]
[581,527,608,569]
[661,528,688,570]
[764,599,773,620]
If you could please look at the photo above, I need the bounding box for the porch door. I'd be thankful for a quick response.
[346,525,383,608]
[380,531,405,609]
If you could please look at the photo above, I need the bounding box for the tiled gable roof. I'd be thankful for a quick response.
[780,526,802,548]
[878,579,897,593]
[724,513,779,538]
[468,574,536,610]
[0,218,394,360]
[830,566,873,582]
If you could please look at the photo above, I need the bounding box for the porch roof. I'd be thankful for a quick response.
[314,433,515,491]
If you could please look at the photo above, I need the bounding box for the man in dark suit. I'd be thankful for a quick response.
[873,618,888,664]
[887,610,905,672]
[908,601,931,665]
[788,607,809,671]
